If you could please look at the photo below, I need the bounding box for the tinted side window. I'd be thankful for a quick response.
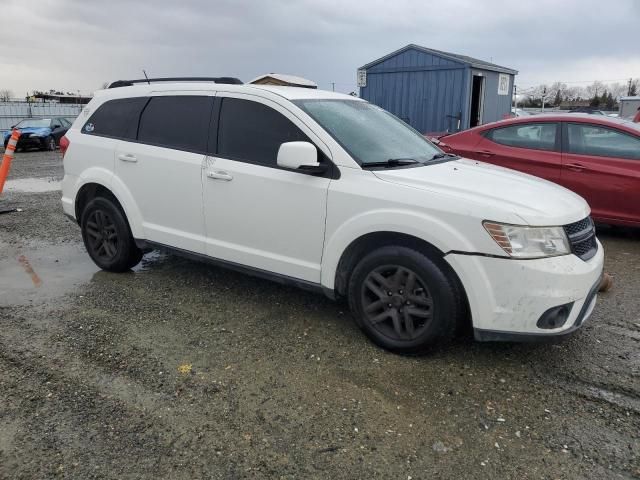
[217,98,309,166]
[83,97,148,139]
[138,96,212,153]
[487,123,558,151]
[566,123,640,160]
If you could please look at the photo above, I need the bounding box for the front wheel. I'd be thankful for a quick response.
[347,246,463,354]
[42,136,56,151]
[80,197,142,272]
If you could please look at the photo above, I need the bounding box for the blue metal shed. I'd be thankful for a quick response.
[358,44,518,134]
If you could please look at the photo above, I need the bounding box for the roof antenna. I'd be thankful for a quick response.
[142,69,150,85]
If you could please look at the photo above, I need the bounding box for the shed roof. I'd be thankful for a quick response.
[360,44,518,75]
[248,73,317,88]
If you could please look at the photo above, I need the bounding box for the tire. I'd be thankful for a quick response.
[347,245,463,355]
[80,196,143,272]
[42,136,56,151]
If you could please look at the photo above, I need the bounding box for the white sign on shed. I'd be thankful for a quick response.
[357,70,367,88]
[497,74,510,95]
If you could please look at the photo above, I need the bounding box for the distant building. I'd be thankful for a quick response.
[248,73,317,89]
[619,96,640,119]
[358,44,517,133]
[33,92,92,105]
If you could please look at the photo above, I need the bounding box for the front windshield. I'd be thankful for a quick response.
[15,119,51,128]
[294,99,442,165]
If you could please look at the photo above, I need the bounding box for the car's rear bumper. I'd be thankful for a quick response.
[445,239,604,340]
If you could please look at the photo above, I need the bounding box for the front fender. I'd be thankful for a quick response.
[320,209,478,290]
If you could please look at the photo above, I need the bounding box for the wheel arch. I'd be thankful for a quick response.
[332,231,446,295]
[74,180,143,238]
[330,230,472,332]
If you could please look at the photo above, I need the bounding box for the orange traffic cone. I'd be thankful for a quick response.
[0,129,21,195]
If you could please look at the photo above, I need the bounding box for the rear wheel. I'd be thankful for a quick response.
[80,197,142,272]
[348,246,463,354]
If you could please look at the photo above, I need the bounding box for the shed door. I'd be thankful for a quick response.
[470,74,485,128]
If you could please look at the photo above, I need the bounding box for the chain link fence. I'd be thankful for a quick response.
[0,101,84,134]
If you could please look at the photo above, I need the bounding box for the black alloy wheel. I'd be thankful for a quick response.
[85,209,119,262]
[80,196,143,272]
[348,246,463,354]
[361,265,433,341]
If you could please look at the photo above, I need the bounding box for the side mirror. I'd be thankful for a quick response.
[52,124,61,129]
[277,141,327,174]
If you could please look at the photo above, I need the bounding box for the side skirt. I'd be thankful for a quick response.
[135,239,334,299]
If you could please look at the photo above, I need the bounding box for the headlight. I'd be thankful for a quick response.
[483,221,570,258]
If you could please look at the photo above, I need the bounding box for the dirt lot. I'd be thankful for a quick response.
[1,150,639,479]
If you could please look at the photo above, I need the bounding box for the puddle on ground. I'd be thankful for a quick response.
[3,177,61,193]
[0,242,167,307]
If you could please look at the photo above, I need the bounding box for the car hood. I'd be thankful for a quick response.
[372,157,591,226]
[4,127,51,139]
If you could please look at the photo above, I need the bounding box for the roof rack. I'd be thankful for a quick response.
[107,77,243,89]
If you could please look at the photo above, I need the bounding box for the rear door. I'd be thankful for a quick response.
[473,121,562,182]
[114,93,214,253]
[202,94,332,283]
[560,122,640,224]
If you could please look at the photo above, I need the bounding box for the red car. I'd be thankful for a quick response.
[434,114,640,227]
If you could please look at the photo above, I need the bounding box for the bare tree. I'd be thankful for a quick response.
[0,89,13,101]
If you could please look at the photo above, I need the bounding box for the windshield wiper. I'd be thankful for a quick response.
[361,158,421,169]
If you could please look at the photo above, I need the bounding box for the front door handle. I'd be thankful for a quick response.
[475,150,495,157]
[118,153,137,163]
[207,170,233,181]
[566,163,585,172]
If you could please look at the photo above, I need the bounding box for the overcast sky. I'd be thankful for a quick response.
[1,0,638,97]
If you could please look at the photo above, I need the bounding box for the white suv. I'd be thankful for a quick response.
[61,78,604,354]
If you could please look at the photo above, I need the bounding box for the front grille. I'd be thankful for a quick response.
[564,217,597,261]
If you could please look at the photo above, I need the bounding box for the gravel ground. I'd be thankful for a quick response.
[1,150,639,479]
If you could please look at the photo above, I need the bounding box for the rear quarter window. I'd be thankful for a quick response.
[82,97,148,139]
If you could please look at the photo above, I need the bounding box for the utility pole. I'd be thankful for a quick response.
[331,82,335,92]
[513,85,517,112]
[541,87,546,112]
[629,78,633,96]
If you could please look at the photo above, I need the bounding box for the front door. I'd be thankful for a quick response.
[474,121,562,182]
[560,122,640,224]
[202,95,332,283]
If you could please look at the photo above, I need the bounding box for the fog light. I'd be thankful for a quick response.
[536,303,574,329]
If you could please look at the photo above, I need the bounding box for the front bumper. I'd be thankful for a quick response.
[5,135,46,149]
[445,239,604,340]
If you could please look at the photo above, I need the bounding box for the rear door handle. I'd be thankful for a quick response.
[475,150,495,157]
[118,153,137,163]
[207,170,233,181]
[566,163,585,172]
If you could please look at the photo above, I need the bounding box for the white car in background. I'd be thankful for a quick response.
[511,108,531,117]
[60,78,604,353]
